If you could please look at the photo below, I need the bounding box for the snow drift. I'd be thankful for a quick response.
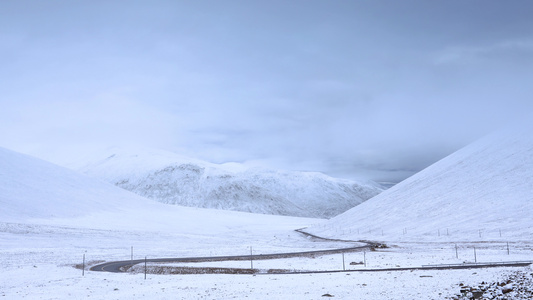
[75,148,383,218]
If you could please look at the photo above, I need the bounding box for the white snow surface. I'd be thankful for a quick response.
[74,147,383,218]
[1,143,532,299]
[306,125,533,242]
[0,146,154,222]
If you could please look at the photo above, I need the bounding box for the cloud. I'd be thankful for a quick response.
[0,92,182,163]
[2,1,533,184]
[434,38,533,65]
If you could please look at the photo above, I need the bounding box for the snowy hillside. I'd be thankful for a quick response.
[0,146,157,222]
[306,125,533,241]
[0,146,316,233]
[74,148,383,219]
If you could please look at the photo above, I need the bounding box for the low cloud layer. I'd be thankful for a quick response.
[1,1,533,184]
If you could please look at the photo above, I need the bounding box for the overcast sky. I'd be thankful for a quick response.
[1,0,533,184]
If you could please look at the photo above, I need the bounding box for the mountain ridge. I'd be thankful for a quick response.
[76,148,383,218]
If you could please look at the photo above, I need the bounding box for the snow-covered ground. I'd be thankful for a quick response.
[2,123,533,299]
[72,147,382,218]
[2,221,531,299]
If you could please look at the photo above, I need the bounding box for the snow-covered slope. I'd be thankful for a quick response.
[75,148,383,218]
[307,125,533,240]
[0,146,159,222]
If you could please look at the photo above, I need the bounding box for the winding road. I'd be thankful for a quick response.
[90,230,531,274]
[90,242,377,272]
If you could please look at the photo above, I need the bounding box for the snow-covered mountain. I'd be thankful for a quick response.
[75,148,383,218]
[0,145,315,232]
[306,125,533,240]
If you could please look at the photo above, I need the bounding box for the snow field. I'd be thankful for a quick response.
[2,246,529,299]
[306,224,533,244]
[2,220,531,300]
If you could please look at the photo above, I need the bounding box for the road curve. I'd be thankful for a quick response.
[90,241,377,273]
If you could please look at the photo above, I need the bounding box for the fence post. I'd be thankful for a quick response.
[364,251,367,267]
[250,246,254,270]
[474,247,477,263]
[144,256,147,280]
[455,244,458,259]
[82,254,85,276]
[507,242,510,255]
[342,253,345,271]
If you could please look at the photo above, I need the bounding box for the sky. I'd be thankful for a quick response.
[1,0,533,185]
